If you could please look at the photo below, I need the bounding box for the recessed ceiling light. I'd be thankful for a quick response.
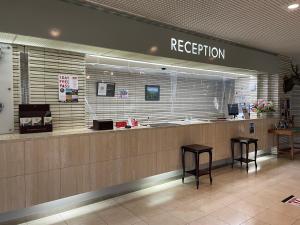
[149,46,158,54]
[49,28,61,38]
[288,3,299,9]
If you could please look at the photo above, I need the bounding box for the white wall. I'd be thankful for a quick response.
[0,43,14,134]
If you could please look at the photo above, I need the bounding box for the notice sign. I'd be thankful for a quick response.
[97,82,115,97]
[282,195,300,207]
[59,75,79,103]
[118,89,129,99]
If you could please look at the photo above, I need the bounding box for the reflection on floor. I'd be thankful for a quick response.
[19,155,300,225]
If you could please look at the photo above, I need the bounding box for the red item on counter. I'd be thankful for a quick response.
[116,119,139,128]
[132,119,138,127]
[116,121,127,128]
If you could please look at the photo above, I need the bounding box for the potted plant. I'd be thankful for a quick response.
[252,99,275,118]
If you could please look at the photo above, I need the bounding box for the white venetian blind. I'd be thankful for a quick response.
[27,47,86,130]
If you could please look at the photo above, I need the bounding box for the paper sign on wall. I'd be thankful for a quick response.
[59,75,79,102]
[97,82,115,97]
[118,89,129,99]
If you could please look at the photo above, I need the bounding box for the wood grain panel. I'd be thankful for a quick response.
[0,141,24,178]
[214,122,231,160]
[202,123,216,148]
[159,127,182,152]
[157,150,181,173]
[25,137,60,174]
[90,157,133,190]
[136,129,157,155]
[133,153,157,179]
[61,165,90,197]
[0,176,25,212]
[90,132,117,163]
[114,130,139,158]
[25,170,60,207]
[60,134,90,168]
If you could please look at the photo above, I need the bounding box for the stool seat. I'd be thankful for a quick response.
[182,144,213,189]
[182,144,212,153]
[231,137,258,144]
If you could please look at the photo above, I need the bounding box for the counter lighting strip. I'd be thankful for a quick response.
[87,54,256,78]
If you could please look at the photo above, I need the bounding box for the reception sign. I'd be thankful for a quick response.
[58,75,79,102]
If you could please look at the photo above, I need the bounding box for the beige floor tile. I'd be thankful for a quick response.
[188,214,229,225]
[228,200,266,217]
[141,212,186,225]
[244,194,278,208]
[132,222,148,225]
[97,205,143,225]
[269,202,300,219]
[292,219,300,225]
[211,207,251,225]
[121,197,168,219]
[60,211,105,225]
[255,209,297,225]
[168,204,207,223]
[240,217,270,225]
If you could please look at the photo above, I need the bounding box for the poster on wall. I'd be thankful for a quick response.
[58,75,79,102]
[118,89,129,99]
[97,82,115,97]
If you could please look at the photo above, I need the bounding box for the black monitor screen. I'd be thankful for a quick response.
[228,104,239,116]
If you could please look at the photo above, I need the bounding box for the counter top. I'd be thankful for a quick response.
[0,117,275,142]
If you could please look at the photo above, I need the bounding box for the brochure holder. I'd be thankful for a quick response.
[19,104,53,134]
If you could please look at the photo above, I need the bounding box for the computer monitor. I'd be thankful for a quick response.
[228,104,239,118]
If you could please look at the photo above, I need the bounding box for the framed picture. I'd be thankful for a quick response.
[145,85,160,101]
[97,82,115,97]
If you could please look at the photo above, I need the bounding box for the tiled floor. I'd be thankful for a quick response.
[19,155,300,225]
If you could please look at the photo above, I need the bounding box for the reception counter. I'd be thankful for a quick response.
[0,118,277,213]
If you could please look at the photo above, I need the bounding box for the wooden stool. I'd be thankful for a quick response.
[181,144,213,189]
[231,137,258,172]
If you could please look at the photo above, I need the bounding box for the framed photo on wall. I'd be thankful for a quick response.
[97,82,115,97]
[145,85,160,101]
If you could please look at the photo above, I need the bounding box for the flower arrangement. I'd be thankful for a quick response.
[252,99,275,114]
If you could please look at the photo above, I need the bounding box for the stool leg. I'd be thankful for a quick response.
[246,143,249,173]
[209,151,213,185]
[195,152,200,189]
[231,141,234,168]
[181,148,185,183]
[240,142,243,168]
[254,141,258,170]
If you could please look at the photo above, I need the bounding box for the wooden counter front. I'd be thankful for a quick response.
[0,118,277,213]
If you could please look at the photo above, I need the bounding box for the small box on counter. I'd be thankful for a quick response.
[92,120,113,130]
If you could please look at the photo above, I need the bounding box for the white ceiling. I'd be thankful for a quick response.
[79,0,300,63]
